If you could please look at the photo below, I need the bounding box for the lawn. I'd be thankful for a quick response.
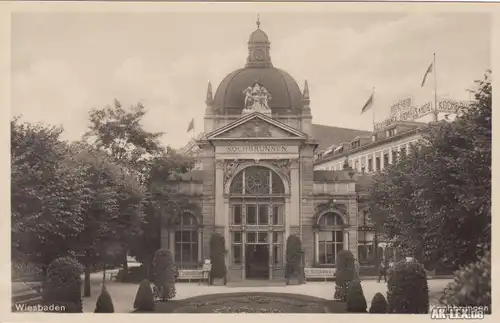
[140,292,348,313]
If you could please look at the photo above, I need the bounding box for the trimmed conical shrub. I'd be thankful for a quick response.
[94,286,115,313]
[152,248,176,300]
[369,292,388,313]
[133,279,155,311]
[334,250,355,301]
[210,233,226,284]
[346,280,367,313]
[285,235,303,284]
[42,257,83,313]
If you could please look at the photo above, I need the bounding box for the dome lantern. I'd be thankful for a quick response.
[246,16,273,68]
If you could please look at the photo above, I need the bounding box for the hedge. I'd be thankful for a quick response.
[387,260,429,313]
[42,257,83,313]
[440,251,490,312]
[369,292,388,313]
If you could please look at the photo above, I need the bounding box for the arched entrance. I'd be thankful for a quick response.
[228,165,286,280]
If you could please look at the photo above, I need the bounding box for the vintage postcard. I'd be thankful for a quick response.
[3,1,494,322]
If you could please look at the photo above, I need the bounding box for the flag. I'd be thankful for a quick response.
[421,61,433,87]
[361,92,373,114]
[187,118,194,132]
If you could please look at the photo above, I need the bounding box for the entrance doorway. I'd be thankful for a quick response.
[245,244,269,279]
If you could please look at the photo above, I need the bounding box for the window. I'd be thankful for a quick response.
[358,239,375,264]
[375,157,381,171]
[272,232,283,265]
[232,231,243,265]
[368,158,373,172]
[232,205,242,225]
[272,204,284,225]
[246,205,257,224]
[386,128,396,137]
[259,205,269,225]
[354,160,360,171]
[383,153,389,167]
[243,204,270,225]
[351,140,360,149]
[230,166,285,195]
[317,213,344,265]
[174,213,199,266]
[318,230,344,265]
[246,231,267,244]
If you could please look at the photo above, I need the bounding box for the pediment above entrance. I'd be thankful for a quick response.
[204,112,307,141]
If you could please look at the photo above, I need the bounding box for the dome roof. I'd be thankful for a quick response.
[213,67,304,114]
[248,29,269,43]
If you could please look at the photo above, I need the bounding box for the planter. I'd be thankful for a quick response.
[211,277,227,286]
[286,274,304,285]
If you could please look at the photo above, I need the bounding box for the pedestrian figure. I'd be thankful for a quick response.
[377,260,388,283]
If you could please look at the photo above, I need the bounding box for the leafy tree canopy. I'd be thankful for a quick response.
[368,71,491,269]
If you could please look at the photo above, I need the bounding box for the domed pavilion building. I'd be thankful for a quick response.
[166,20,380,282]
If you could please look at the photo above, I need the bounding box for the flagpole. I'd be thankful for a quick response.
[192,120,196,140]
[433,53,438,122]
[372,86,376,129]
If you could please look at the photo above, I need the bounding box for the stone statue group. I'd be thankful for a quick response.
[242,83,272,115]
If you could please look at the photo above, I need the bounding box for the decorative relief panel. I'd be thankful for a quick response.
[223,159,246,187]
[269,159,291,187]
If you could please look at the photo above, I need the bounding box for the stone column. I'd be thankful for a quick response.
[290,159,300,228]
[343,231,349,250]
[388,147,393,165]
[214,160,225,227]
[348,197,358,259]
[201,144,215,259]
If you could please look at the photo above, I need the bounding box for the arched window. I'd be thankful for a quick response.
[230,166,285,195]
[173,213,200,268]
[316,212,344,265]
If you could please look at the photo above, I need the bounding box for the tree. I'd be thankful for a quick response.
[368,71,491,269]
[11,119,91,272]
[84,100,164,274]
[70,142,144,297]
[129,148,196,272]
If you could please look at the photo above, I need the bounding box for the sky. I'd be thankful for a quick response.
[11,10,491,149]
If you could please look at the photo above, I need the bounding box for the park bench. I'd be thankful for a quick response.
[304,267,336,282]
[177,269,204,282]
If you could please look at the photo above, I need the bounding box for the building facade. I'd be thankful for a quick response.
[313,99,469,174]
[162,22,378,281]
